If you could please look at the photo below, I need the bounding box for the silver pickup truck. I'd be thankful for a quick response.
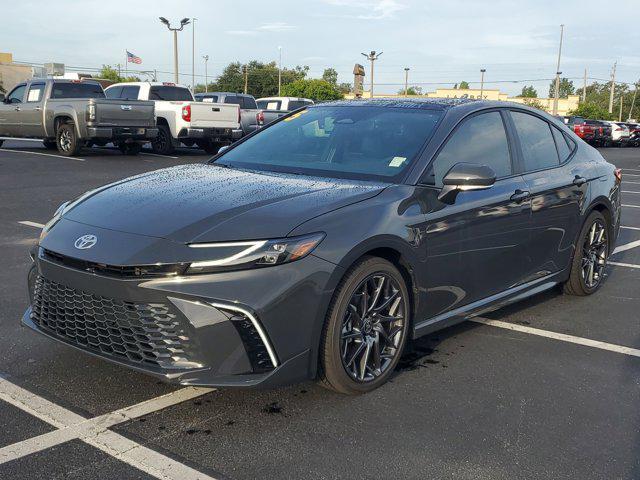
[0,79,157,156]
[255,96,314,126]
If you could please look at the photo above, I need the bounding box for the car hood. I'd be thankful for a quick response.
[64,164,387,243]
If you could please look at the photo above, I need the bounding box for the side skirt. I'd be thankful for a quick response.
[413,271,564,338]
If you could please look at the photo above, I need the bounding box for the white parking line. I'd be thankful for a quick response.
[622,191,640,194]
[621,226,640,231]
[623,168,640,172]
[0,137,43,142]
[623,204,640,209]
[472,318,640,358]
[0,376,216,479]
[0,148,85,162]
[18,221,45,229]
[624,173,640,177]
[609,261,640,269]
[625,181,640,185]
[613,239,640,255]
[141,152,180,160]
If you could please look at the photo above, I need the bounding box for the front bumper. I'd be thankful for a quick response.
[87,127,159,141]
[178,127,243,142]
[23,230,337,388]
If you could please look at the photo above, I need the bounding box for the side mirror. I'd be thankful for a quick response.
[438,163,496,204]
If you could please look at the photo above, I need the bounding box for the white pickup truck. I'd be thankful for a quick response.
[105,82,242,154]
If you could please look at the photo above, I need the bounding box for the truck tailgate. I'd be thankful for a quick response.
[95,100,156,127]
[189,102,239,129]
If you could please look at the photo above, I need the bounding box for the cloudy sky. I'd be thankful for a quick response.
[3,0,639,96]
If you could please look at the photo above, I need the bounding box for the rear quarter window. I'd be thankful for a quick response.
[511,111,560,172]
[50,82,105,99]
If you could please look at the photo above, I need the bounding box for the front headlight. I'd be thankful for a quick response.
[186,232,325,274]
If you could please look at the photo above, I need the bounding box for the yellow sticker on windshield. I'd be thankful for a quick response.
[389,157,407,167]
[284,110,308,121]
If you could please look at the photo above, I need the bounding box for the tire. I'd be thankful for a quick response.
[196,140,223,155]
[319,257,411,395]
[42,140,57,150]
[56,123,81,157]
[118,143,142,155]
[150,125,175,155]
[563,211,609,296]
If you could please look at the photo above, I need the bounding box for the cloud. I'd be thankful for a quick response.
[226,30,258,36]
[322,0,406,20]
[258,22,298,32]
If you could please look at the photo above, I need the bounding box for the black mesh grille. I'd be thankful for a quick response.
[227,311,275,373]
[30,276,197,369]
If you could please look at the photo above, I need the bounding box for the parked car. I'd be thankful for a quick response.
[24,99,621,394]
[106,82,242,154]
[586,120,612,147]
[606,121,631,146]
[621,122,640,146]
[0,79,157,156]
[194,92,261,137]
[256,96,314,125]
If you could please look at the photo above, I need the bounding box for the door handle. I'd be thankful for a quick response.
[35,106,41,111]
[573,175,587,187]
[14,106,20,112]
[510,189,531,203]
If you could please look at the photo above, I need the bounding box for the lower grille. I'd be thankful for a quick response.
[30,276,197,369]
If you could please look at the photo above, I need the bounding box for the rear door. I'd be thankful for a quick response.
[508,110,584,279]
[0,83,26,136]
[21,82,46,137]
[420,110,532,319]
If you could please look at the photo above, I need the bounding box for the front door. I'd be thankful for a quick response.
[0,83,26,136]
[419,110,532,319]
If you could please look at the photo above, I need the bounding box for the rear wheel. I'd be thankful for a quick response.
[56,123,81,157]
[319,257,410,395]
[42,140,57,150]
[564,211,609,296]
[151,125,175,155]
[118,143,142,155]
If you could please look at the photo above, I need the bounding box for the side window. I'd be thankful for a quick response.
[120,86,140,100]
[26,84,45,103]
[224,96,240,106]
[243,96,257,109]
[7,84,26,104]
[424,111,512,187]
[551,126,572,162]
[512,111,560,171]
[105,86,123,99]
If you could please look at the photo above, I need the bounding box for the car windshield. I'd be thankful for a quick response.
[215,105,443,182]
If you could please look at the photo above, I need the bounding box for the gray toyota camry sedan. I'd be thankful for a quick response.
[24,99,622,394]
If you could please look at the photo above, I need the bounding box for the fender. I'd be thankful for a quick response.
[49,106,81,138]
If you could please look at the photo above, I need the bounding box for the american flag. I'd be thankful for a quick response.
[127,51,142,64]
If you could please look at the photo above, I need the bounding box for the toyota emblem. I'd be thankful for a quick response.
[74,234,98,250]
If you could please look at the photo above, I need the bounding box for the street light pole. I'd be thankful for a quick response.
[404,67,410,96]
[278,46,282,96]
[159,17,191,84]
[552,24,564,116]
[192,18,197,91]
[361,51,383,98]
[608,61,617,114]
[480,69,486,99]
[202,55,209,93]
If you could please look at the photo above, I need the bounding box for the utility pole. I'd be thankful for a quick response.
[404,67,410,96]
[480,69,486,99]
[608,61,617,114]
[629,83,638,121]
[202,55,209,93]
[192,18,197,92]
[619,94,624,122]
[552,24,564,116]
[582,68,587,102]
[244,64,248,94]
[361,51,383,98]
[159,17,190,84]
[278,46,282,95]
[153,69,157,82]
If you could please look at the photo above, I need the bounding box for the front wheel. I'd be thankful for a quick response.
[56,123,81,157]
[564,211,609,296]
[319,257,411,395]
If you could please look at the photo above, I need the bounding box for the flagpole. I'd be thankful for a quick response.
[124,50,128,80]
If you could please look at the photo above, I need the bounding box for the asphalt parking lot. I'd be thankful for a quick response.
[0,139,638,480]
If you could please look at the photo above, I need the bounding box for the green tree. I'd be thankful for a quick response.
[522,98,545,110]
[398,86,422,95]
[518,85,538,98]
[322,68,338,85]
[200,60,309,98]
[280,79,343,101]
[548,77,575,98]
[568,102,613,120]
[97,65,139,83]
[338,82,352,95]
[458,81,469,89]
